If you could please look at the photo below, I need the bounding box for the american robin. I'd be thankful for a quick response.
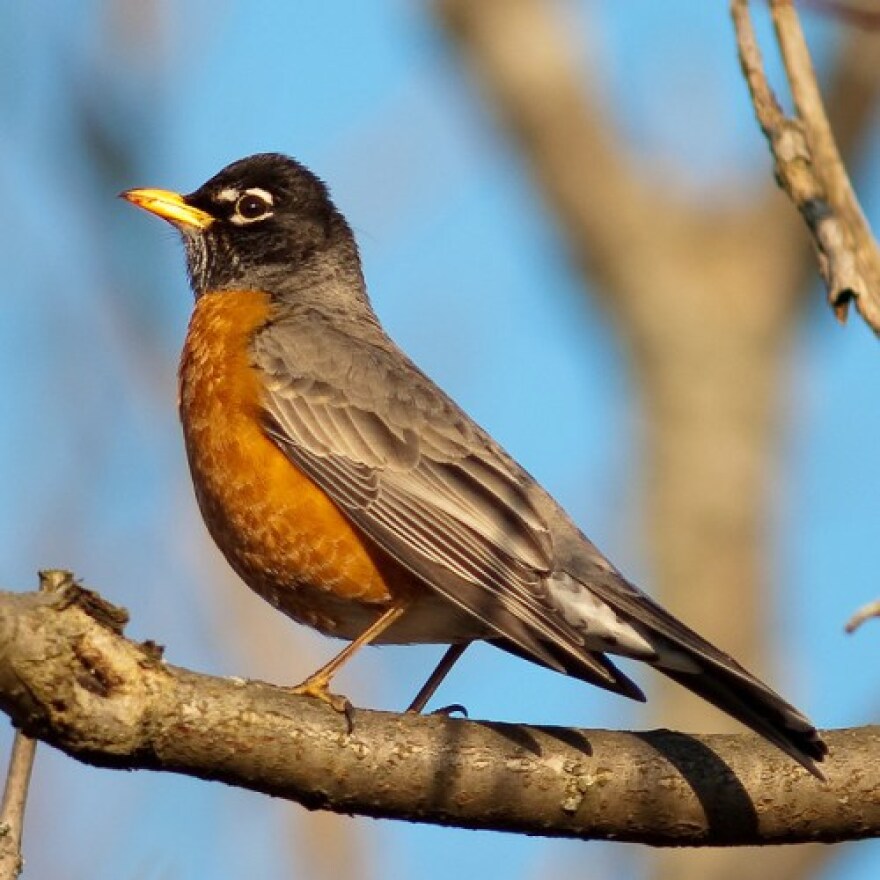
[122,153,827,775]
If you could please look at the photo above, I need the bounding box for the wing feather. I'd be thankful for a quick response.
[252,315,825,767]
[253,318,594,664]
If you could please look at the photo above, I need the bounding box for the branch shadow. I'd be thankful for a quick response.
[631,729,760,842]
[422,716,758,842]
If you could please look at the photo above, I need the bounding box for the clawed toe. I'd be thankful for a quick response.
[288,677,355,731]
[429,703,468,718]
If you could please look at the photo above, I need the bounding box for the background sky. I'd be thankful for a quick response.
[1,2,879,879]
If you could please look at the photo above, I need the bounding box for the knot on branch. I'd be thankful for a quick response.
[0,575,167,762]
[38,569,130,636]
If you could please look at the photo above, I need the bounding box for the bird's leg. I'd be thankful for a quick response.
[289,603,408,718]
[405,642,470,715]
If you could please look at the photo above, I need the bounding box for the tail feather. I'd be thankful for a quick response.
[576,570,828,776]
[654,638,828,777]
[494,637,647,703]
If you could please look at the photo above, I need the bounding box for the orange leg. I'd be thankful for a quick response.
[290,603,408,713]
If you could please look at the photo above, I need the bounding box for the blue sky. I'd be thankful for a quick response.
[1,3,879,879]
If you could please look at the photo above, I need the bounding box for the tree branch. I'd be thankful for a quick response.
[845,598,880,633]
[0,581,878,846]
[0,733,36,880]
[0,572,75,880]
[434,0,670,305]
[732,0,880,332]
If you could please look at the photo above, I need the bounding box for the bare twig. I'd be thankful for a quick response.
[731,0,880,331]
[0,734,37,880]
[0,582,878,846]
[845,598,880,633]
[0,571,76,879]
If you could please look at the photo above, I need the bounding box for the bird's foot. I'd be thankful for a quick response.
[288,676,355,731]
[405,700,468,717]
[429,703,468,718]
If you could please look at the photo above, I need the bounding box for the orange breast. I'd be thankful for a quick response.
[178,290,397,635]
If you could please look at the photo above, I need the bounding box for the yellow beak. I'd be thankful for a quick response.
[120,188,215,230]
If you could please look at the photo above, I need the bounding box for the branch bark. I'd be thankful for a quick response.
[0,733,36,880]
[0,582,878,846]
[732,0,880,332]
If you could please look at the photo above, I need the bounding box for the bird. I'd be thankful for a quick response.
[122,153,827,776]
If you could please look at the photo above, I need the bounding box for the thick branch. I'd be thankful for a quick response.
[0,584,878,846]
[435,0,671,305]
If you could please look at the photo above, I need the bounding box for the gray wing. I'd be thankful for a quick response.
[255,313,825,771]
[252,312,638,694]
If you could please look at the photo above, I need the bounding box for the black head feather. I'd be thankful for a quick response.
[178,153,361,301]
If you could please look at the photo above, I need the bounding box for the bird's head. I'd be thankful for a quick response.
[122,153,361,302]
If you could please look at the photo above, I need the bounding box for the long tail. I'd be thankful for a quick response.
[576,571,828,777]
[649,634,827,777]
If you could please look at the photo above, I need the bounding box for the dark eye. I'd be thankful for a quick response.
[235,193,271,221]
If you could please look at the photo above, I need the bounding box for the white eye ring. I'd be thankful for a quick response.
[231,188,274,224]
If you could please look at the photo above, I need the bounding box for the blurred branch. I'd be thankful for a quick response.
[0,582,879,846]
[845,598,880,633]
[435,0,666,306]
[803,1,880,29]
[433,4,880,876]
[821,29,880,164]
[732,0,880,332]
